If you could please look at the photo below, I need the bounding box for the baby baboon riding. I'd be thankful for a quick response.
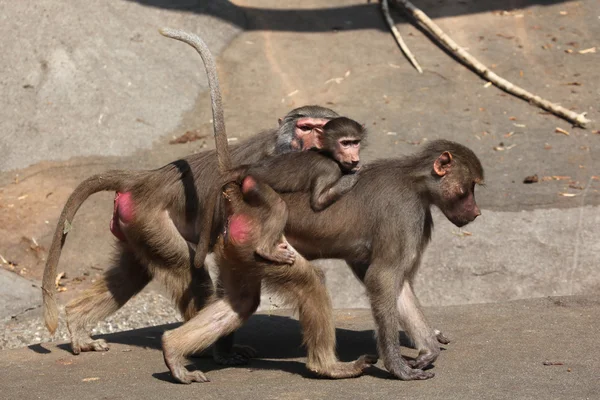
[227,116,366,212]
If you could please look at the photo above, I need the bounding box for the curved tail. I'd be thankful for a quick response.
[42,170,132,334]
[159,28,232,172]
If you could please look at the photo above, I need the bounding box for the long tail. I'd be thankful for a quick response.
[42,170,133,334]
[159,28,232,172]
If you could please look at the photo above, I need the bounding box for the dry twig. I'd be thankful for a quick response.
[381,0,423,73]
[389,0,591,127]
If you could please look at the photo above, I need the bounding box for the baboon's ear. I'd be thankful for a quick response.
[433,151,453,177]
[278,117,283,126]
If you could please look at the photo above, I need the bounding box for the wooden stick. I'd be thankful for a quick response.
[390,0,591,128]
[381,0,423,73]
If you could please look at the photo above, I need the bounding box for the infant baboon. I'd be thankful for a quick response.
[227,116,366,212]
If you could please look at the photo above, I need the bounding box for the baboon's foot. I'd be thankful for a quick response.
[308,354,378,379]
[71,336,109,355]
[387,362,435,380]
[169,364,210,384]
[163,343,210,384]
[213,344,257,365]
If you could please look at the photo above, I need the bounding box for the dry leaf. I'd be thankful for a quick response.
[55,272,66,289]
[559,11,568,15]
[21,236,45,259]
[325,77,344,84]
[344,70,351,78]
[541,176,570,182]
[543,361,564,366]
[286,89,299,97]
[169,130,207,145]
[504,131,515,138]
[579,47,596,54]
[452,230,473,237]
[523,175,539,184]
[17,194,28,200]
[559,193,577,197]
[555,127,570,136]
[565,49,573,54]
[63,220,72,235]
[82,377,100,382]
[483,82,493,88]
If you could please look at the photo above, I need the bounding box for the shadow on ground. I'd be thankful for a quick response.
[127,0,572,32]
[27,313,406,381]
[30,314,382,357]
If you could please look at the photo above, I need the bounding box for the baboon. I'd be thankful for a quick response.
[41,29,342,363]
[156,29,374,382]
[225,116,366,213]
[162,175,376,383]
[277,139,484,380]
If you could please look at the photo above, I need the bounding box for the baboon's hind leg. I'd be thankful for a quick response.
[210,277,257,365]
[66,248,151,354]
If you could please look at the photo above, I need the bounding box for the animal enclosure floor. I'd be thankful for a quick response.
[1,296,598,400]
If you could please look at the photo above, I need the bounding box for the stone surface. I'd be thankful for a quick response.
[1,296,598,400]
[0,269,40,321]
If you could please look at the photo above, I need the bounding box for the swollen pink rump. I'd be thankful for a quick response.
[110,191,135,241]
[228,214,252,243]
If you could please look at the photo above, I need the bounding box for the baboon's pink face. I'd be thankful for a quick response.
[334,138,361,172]
[291,117,331,150]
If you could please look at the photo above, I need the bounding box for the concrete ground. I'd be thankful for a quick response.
[1,296,598,400]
